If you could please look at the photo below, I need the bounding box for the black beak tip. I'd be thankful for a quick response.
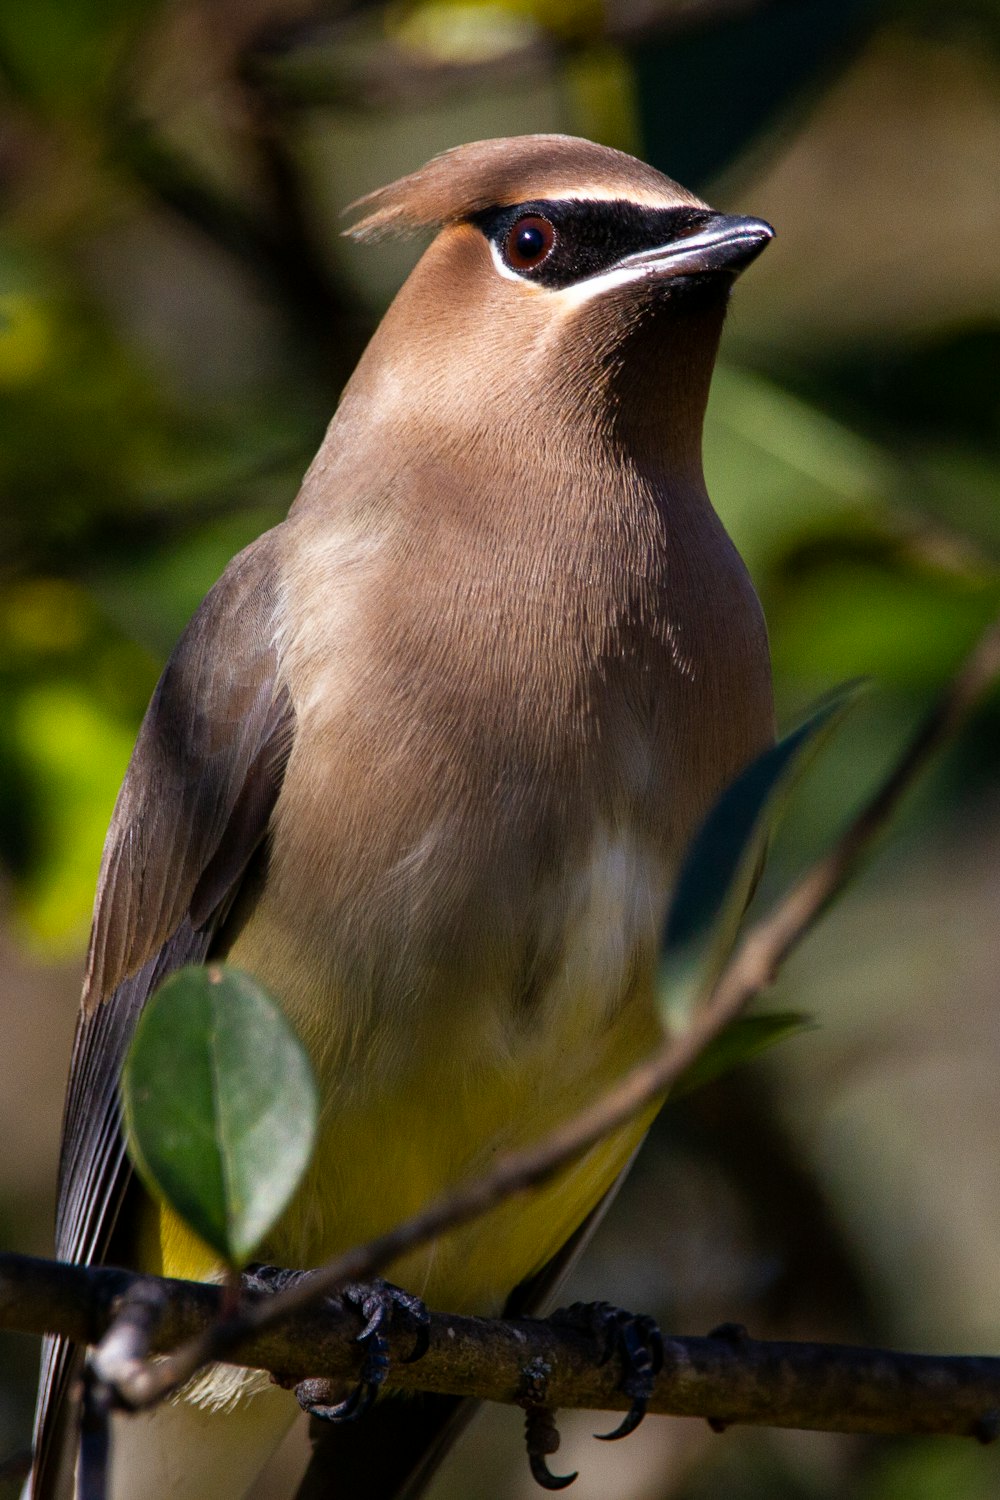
[723,215,774,272]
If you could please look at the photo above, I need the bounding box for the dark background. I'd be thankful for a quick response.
[1,1,999,1495]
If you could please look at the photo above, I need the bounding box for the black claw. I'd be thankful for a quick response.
[404,1322,431,1363]
[357,1304,384,1343]
[551,1300,663,1442]
[347,1280,430,1363]
[315,1279,429,1421]
[255,1271,429,1426]
[401,1300,431,1363]
[521,1384,577,1492]
[529,1453,579,1490]
[594,1402,645,1442]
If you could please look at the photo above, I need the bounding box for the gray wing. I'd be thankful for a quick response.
[31,526,295,1499]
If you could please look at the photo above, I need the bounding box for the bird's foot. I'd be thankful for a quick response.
[518,1357,577,1490]
[243,1267,430,1424]
[550,1300,663,1440]
[300,1278,430,1423]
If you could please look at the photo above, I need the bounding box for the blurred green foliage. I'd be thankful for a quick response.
[2,0,998,1496]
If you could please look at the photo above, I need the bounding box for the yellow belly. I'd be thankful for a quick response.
[141,991,662,1314]
[140,830,669,1321]
[140,971,663,1318]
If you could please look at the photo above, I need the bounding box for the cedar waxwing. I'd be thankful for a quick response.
[29,134,775,1500]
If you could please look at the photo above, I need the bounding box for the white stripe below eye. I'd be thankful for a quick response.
[486,233,666,299]
[486,238,531,284]
[551,261,666,308]
[556,220,756,307]
[489,218,739,304]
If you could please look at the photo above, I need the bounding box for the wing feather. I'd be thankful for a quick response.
[30,526,295,1499]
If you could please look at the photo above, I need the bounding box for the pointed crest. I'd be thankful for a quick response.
[345,134,703,242]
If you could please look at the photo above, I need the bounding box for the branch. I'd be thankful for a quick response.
[2,1252,1000,1443]
[119,616,1000,1404]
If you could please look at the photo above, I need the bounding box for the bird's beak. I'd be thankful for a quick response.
[619,214,774,281]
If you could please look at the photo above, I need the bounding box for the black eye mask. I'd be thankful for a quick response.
[473,199,714,289]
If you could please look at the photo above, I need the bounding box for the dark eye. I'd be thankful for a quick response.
[504,214,556,271]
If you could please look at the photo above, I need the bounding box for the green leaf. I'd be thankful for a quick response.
[121,965,318,1268]
[671,1011,814,1099]
[660,685,862,1028]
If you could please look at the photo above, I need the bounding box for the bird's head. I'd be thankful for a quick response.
[339,135,772,481]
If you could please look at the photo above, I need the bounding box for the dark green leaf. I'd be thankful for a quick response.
[121,964,318,1267]
[672,1011,814,1099]
[660,684,862,1027]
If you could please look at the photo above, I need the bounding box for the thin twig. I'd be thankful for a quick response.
[78,1366,112,1500]
[111,614,1000,1407]
[88,1279,168,1392]
[2,1252,1000,1442]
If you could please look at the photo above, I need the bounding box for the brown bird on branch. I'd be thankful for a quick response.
[28,134,774,1500]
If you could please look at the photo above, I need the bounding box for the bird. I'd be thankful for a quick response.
[28,133,775,1500]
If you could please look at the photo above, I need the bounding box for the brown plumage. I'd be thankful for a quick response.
[30,134,775,1500]
[346,133,702,239]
